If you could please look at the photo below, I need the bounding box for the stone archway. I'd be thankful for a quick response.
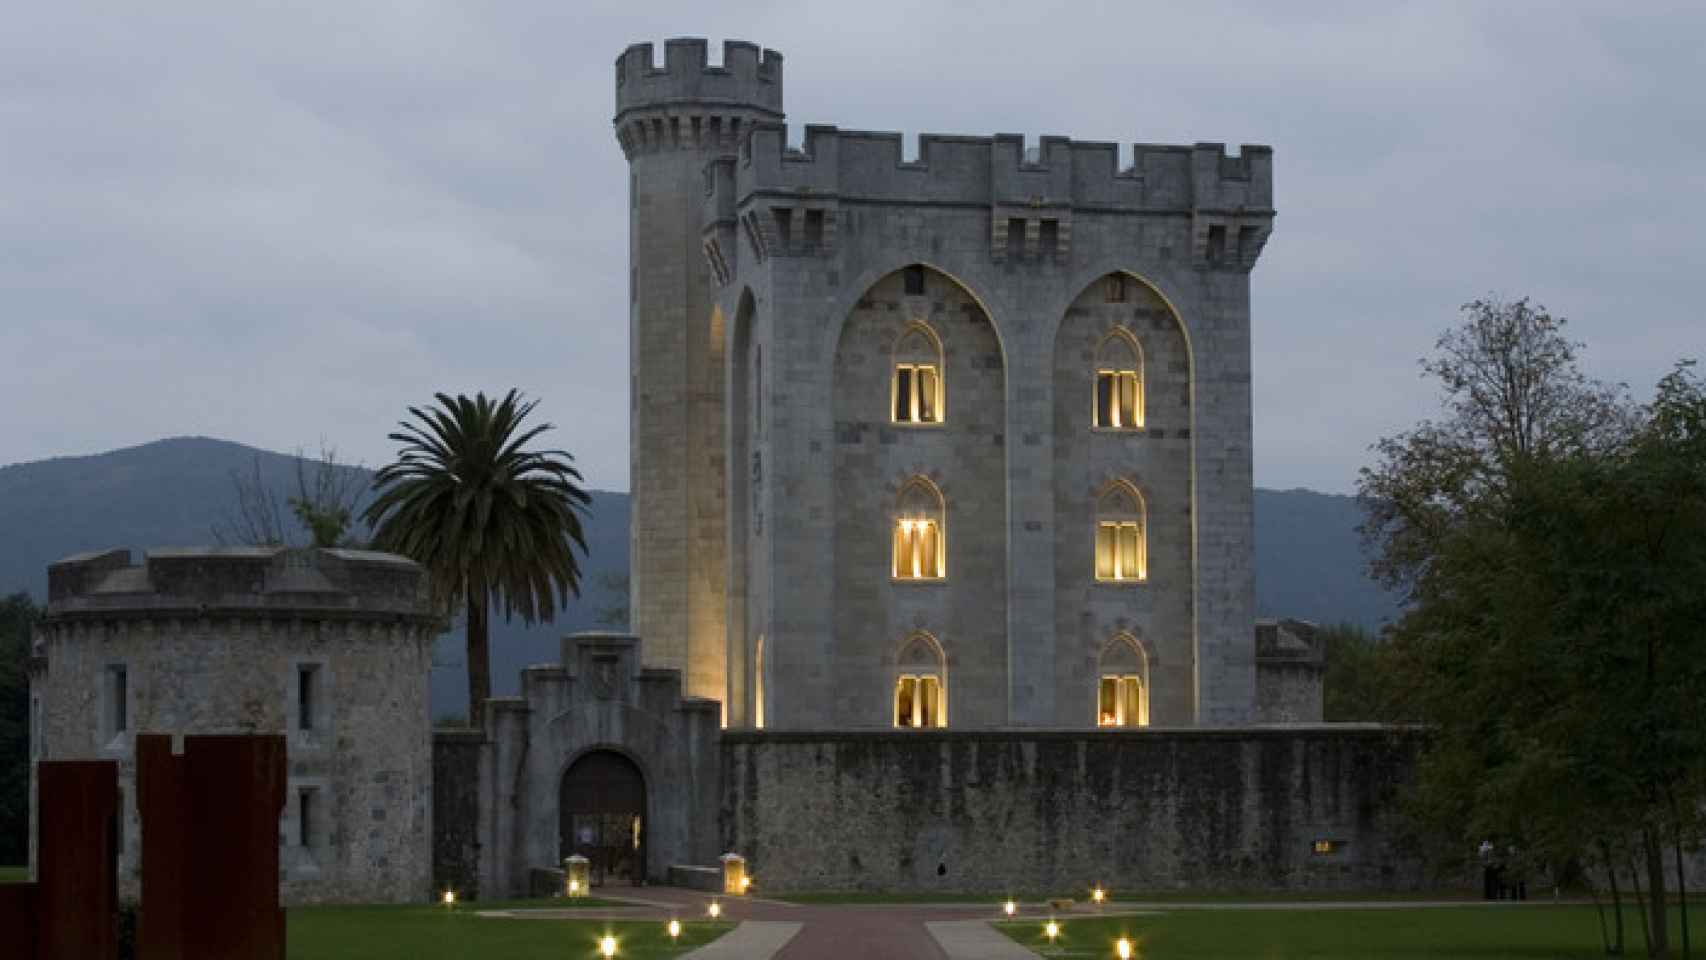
[559,750,646,887]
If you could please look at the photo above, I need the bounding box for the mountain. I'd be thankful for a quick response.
[0,438,1399,715]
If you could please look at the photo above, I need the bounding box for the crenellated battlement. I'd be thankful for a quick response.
[615,38,784,121]
[43,546,435,622]
[737,123,1272,215]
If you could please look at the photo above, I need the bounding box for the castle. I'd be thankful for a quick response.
[33,40,1412,904]
[617,38,1299,730]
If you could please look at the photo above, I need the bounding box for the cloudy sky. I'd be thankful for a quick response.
[4,2,1701,494]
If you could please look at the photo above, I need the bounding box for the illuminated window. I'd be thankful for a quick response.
[892,478,946,580]
[1096,633,1150,727]
[1098,676,1144,727]
[754,634,766,730]
[892,323,943,424]
[1094,483,1147,582]
[1093,330,1143,429]
[1313,839,1344,856]
[893,633,947,728]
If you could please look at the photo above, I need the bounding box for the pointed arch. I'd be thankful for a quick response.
[893,630,947,728]
[1093,327,1144,429]
[893,476,946,580]
[1094,479,1147,583]
[1096,631,1150,727]
[892,319,945,424]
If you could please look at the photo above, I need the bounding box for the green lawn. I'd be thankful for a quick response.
[287,903,731,960]
[777,889,1477,906]
[998,905,1706,959]
[0,865,27,883]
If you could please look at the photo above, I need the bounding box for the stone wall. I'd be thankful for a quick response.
[29,547,438,905]
[431,730,484,899]
[720,728,1422,892]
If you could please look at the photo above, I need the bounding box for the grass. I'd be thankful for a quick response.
[997,904,1706,959]
[287,903,731,960]
[0,865,27,883]
[775,889,1479,905]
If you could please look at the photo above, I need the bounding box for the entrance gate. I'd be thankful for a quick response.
[559,751,646,887]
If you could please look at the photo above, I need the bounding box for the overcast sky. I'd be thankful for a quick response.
[4,3,1701,494]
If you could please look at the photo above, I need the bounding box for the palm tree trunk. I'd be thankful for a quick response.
[466,591,491,727]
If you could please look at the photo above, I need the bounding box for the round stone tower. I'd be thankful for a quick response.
[614,39,783,706]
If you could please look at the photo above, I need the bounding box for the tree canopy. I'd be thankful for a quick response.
[1361,297,1706,956]
[363,390,591,723]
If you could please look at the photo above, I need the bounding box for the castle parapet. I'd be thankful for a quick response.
[615,38,783,120]
[737,124,1273,216]
[44,546,434,622]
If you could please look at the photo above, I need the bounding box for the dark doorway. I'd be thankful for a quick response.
[559,750,646,887]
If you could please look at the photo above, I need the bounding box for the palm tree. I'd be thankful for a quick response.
[363,390,591,724]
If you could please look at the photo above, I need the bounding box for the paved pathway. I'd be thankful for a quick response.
[927,920,1044,959]
[680,921,802,959]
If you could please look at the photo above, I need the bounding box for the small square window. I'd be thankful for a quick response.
[903,265,925,296]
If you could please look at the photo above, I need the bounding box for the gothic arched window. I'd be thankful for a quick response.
[1093,329,1143,429]
[894,632,947,728]
[892,323,944,424]
[893,477,946,580]
[1097,633,1149,727]
[1094,481,1147,583]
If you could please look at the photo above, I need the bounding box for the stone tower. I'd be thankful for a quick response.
[614,40,784,704]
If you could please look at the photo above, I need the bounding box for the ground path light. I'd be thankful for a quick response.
[708,899,722,918]
[599,934,617,957]
[1003,899,1017,917]
[441,890,455,907]
[668,919,681,941]
[1116,936,1133,958]
[1092,886,1107,904]
[1045,920,1059,944]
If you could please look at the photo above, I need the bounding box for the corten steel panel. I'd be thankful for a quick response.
[183,736,286,960]
[136,734,187,959]
[37,760,119,960]
[0,883,40,958]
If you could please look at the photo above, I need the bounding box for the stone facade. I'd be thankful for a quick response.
[721,728,1422,892]
[27,547,438,905]
[441,633,722,896]
[618,38,1282,730]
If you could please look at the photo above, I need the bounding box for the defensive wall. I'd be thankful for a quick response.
[719,727,1424,893]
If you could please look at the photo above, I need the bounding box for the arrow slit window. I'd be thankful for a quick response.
[1094,482,1147,582]
[1093,329,1143,429]
[892,477,946,580]
[892,323,943,424]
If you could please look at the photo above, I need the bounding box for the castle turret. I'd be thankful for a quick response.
[615,39,783,707]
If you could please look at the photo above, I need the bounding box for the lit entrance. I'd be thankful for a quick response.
[559,750,646,887]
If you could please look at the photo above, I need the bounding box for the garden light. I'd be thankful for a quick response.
[599,934,617,957]
[1092,886,1106,904]
[441,890,455,907]
[1116,937,1133,958]
[668,919,681,940]
[1045,920,1059,943]
[1003,899,1017,917]
[708,899,722,918]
